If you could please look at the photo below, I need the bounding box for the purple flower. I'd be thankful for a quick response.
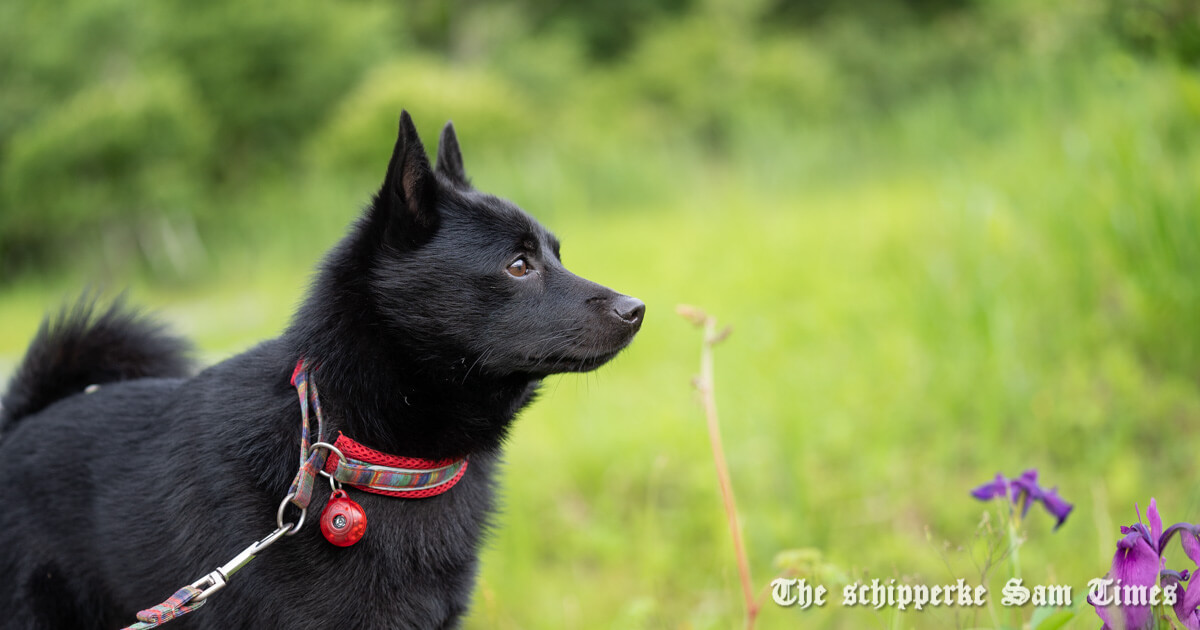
[1162,521,1200,568]
[970,469,1073,530]
[1162,570,1200,630]
[1092,500,1164,629]
[1038,487,1074,530]
[1091,499,1200,630]
[970,473,1008,501]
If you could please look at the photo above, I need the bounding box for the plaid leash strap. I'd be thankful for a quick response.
[120,358,470,630]
[287,360,328,511]
[121,586,206,629]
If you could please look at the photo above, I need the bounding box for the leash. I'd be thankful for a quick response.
[120,359,469,628]
[120,362,328,629]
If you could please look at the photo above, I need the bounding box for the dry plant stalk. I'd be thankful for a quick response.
[677,304,757,628]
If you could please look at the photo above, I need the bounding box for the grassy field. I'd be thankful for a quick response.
[3,31,1200,630]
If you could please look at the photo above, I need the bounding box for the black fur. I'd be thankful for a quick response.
[0,112,644,629]
[0,296,192,428]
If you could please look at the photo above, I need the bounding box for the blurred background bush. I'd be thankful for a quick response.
[1,0,1198,627]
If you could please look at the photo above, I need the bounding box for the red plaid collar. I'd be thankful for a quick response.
[320,432,469,498]
[289,360,468,500]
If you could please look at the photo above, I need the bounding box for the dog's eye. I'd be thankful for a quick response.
[507,258,530,277]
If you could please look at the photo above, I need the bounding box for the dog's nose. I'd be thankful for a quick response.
[613,296,645,327]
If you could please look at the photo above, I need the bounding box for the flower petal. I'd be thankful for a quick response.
[1160,523,1200,562]
[1107,533,1162,629]
[1162,570,1200,630]
[1011,469,1040,497]
[1182,576,1200,623]
[1125,522,1154,549]
[1149,498,1163,547]
[971,474,1009,501]
[1182,528,1200,568]
[1039,487,1074,531]
[1011,470,1043,518]
[1091,597,1115,630]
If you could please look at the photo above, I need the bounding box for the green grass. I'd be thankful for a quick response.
[2,53,1198,630]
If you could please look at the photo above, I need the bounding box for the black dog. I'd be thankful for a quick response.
[0,112,644,629]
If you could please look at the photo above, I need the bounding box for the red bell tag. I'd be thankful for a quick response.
[320,489,367,547]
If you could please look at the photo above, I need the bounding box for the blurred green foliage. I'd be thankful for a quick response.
[1,0,1199,628]
[3,0,1196,278]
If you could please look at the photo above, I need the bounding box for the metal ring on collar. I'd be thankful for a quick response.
[274,442,345,535]
[275,492,306,535]
[310,441,346,463]
[311,441,347,491]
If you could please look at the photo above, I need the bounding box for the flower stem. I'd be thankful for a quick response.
[678,305,755,627]
[1007,508,1023,630]
[1008,510,1022,581]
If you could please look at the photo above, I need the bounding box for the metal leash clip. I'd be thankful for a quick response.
[121,361,330,629]
[190,524,292,602]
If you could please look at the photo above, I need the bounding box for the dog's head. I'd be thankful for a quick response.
[361,111,643,378]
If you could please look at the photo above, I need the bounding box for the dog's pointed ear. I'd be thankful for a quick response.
[380,110,437,229]
[436,121,469,189]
